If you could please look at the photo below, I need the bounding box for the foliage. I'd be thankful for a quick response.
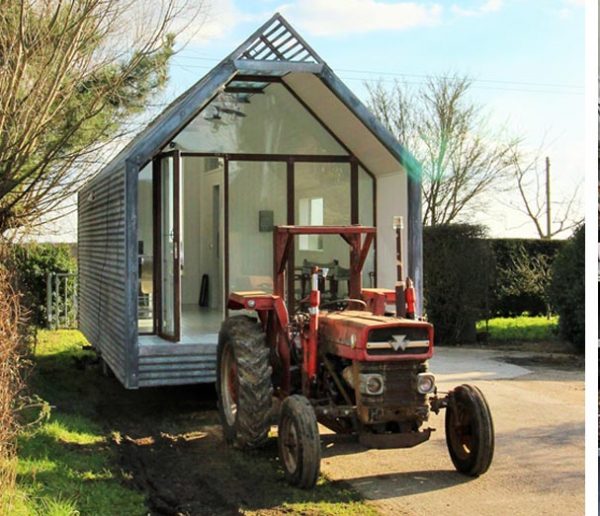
[423,224,494,344]
[367,75,517,226]
[476,316,558,342]
[0,248,30,515]
[0,0,182,233]
[547,225,585,351]
[489,238,564,317]
[11,244,77,327]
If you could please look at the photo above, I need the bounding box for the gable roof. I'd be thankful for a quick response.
[231,13,323,64]
[91,13,419,182]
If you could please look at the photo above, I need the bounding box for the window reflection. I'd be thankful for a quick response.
[177,84,347,156]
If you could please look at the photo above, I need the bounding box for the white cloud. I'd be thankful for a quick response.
[451,0,503,17]
[169,0,252,46]
[481,0,502,12]
[277,1,442,37]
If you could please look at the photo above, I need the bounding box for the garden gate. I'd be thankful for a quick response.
[46,272,78,329]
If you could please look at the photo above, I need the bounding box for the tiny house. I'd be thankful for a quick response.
[78,13,423,389]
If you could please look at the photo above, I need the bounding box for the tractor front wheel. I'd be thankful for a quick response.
[216,316,272,449]
[445,384,494,477]
[278,395,321,489]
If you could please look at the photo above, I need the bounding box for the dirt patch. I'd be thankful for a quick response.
[44,354,368,516]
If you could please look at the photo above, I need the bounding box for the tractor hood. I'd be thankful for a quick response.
[318,310,433,361]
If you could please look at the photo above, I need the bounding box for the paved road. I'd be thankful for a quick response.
[320,347,585,516]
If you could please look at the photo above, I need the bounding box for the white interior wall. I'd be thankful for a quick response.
[283,73,401,176]
[181,158,203,305]
[199,163,224,309]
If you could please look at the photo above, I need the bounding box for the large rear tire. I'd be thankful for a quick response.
[445,384,494,477]
[216,316,272,449]
[278,395,321,489]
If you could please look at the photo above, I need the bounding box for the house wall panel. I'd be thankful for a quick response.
[78,169,129,385]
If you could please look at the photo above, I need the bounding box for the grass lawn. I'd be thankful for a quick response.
[476,315,558,342]
[8,330,145,515]
[9,330,377,516]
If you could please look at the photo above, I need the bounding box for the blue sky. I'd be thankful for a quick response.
[166,0,585,238]
[44,0,585,241]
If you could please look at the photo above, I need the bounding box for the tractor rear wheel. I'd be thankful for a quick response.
[216,316,272,449]
[278,395,321,489]
[445,384,494,477]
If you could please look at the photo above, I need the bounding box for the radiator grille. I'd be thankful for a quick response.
[366,326,430,356]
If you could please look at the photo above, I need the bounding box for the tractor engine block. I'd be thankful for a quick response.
[356,361,430,430]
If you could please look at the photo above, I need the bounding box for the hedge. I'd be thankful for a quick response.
[423,225,567,345]
[423,224,494,345]
[547,225,585,351]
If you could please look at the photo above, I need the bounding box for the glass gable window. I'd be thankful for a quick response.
[176,83,347,156]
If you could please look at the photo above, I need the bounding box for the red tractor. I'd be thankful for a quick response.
[216,225,494,488]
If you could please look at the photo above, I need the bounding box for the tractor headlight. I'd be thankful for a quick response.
[416,373,436,394]
[359,374,384,396]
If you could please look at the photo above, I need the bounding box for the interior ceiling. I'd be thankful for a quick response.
[282,73,403,177]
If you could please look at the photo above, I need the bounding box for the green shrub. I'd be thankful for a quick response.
[423,224,494,345]
[489,239,563,317]
[11,244,76,327]
[476,316,558,342]
[547,225,585,351]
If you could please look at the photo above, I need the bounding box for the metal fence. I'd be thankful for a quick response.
[46,272,78,329]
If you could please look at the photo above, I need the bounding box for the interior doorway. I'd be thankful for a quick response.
[179,156,225,338]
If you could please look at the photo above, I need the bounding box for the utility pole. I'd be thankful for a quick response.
[545,156,551,239]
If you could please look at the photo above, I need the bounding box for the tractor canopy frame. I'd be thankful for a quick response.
[272,225,376,300]
[227,225,377,396]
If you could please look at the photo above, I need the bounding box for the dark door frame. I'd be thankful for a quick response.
[153,150,181,342]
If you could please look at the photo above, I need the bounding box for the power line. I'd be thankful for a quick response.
[168,61,583,96]
[172,53,583,92]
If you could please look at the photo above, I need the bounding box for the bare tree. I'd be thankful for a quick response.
[0,0,201,235]
[367,75,517,226]
[506,148,583,239]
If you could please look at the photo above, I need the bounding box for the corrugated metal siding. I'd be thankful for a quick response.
[78,168,129,385]
[137,342,217,387]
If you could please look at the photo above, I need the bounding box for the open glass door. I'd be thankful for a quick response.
[154,150,181,341]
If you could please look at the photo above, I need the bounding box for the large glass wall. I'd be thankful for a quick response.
[139,77,380,337]
[176,83,347,156]
[228,161,287,292]
[294,162,351,301]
